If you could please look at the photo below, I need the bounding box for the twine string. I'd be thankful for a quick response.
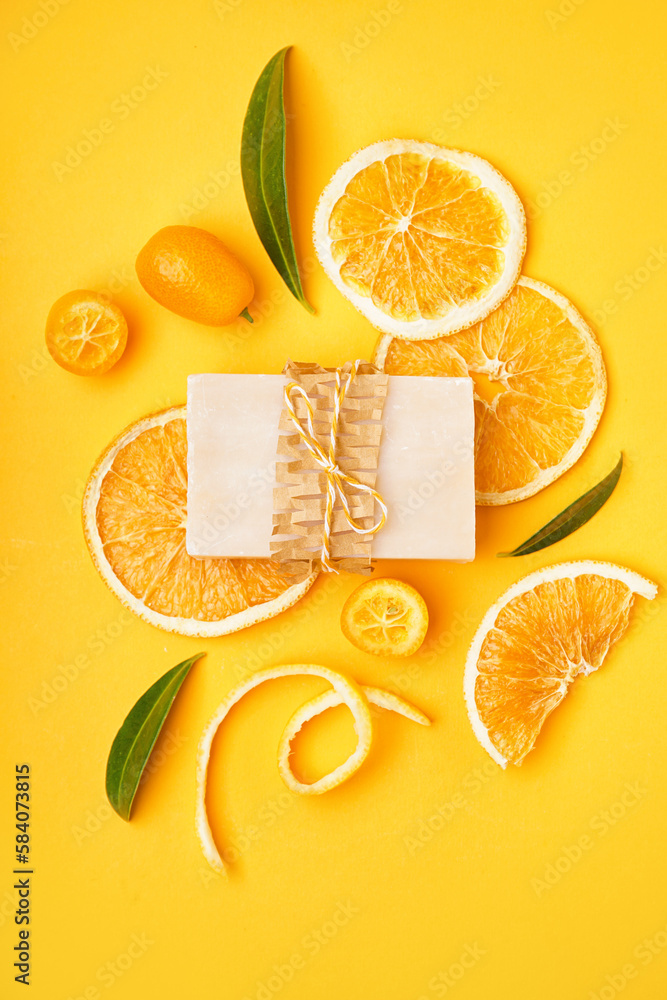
[283,360,388,572]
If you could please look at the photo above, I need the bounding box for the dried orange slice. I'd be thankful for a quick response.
[46,290,128,376]
[375,276,607,504]
[341,578,429,656]
[464,561,657,767]
[195,664,430,872]
[82,408,315,636]
[313,139,526,340]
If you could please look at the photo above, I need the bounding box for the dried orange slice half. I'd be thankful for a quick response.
[82,408,316,636]
[46,290,128,376]
[375,277,607,504]
[313,139,526,339]
[464,561,657,767]
[340,578,429,656]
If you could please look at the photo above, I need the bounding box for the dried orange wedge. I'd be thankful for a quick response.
[464,561,657,767]
[375,276,607,504]
[341,578,429,656]
[82,408,316,636]
[195,664,430,872]
[46,290,128,376]
[313,139,526,340]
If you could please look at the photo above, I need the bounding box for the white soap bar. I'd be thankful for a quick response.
[186,373,475,561]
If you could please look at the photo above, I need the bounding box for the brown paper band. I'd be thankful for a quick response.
[270,360,389,578]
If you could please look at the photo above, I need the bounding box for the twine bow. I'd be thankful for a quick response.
[283,360,388,572]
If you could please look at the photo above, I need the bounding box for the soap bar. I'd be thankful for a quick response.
[186,373,475,561]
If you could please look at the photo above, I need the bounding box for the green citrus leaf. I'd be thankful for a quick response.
[241,46,314,313]
[498,454,623,557]
[106,653,204,821]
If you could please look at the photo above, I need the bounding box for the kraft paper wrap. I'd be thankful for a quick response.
[270,360,389,578]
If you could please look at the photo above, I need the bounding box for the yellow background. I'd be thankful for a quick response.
[2,0,667,997]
